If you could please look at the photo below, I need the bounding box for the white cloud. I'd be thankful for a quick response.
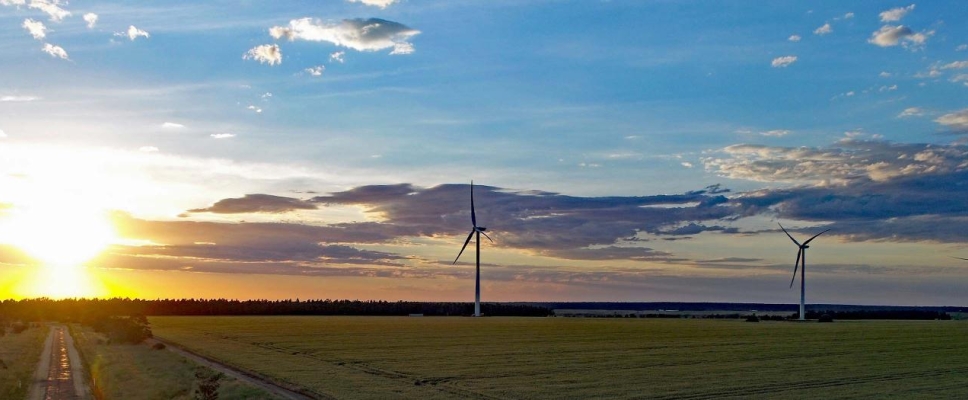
[952,74,968,87]
[83,13,97,29]
[22,18,46,39]
[844,12,854,19]
[771,56,797,68]
[868,25,931,49]
[941,61,968,70]
[760,130,792,137]
[681,162,693,168]
[116,25,149,41]
[269,18,420,55]
[161,122,185,129]
[0,0,26,5]
[330,51,345,63]
[915,67,941,79]
[898,107,925,118]
[936,109,968,131]
[261,92,272,99]
[879,84,898,92]
[346,0,397,8]
[247,105,262,113]
[880,4,915,22]
[28,0,70,22]
[211,133,236,139]
[41,43,68,59]
[243,44,282,66]
[305,66,324,76]
[787,35,801,42]
[958,44,968,52]
[879,71,892,77]
[814,23,832,35]
[139,146,159,153]
[0,95,38,102]
[846,91,855,96]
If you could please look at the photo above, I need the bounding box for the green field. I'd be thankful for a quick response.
[71,325,282,400]
[0,323,47,400]
[151,316,968,399]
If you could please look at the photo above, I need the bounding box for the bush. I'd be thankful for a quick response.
[194,368,223,400]
[818,314,834,323]
[151,342,166,350]
[745,315,760,322]
[11,322,27,334]
[90,315,152,344]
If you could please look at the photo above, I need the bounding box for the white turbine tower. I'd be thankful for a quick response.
[779,223,830,321]
[454,182,493,317]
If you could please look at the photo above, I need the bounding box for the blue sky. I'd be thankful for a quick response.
[0,0,967,305]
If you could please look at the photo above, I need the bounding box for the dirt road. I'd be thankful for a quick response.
[150,337,318,400]
[28,324,91,400]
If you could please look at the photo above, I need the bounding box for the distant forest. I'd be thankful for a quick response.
[0,298,552,321]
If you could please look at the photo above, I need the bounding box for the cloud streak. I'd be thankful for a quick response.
[269,18,419,55]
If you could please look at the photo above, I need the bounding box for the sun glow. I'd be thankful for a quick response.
[0,204,117,298]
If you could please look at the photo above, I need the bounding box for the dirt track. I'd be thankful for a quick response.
[149,337,317,400]
[29,324,91,400]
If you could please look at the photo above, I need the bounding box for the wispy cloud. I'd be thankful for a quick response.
[813,23,832,36]
[936,109,968,132]
[211,133,236,139]
[879,4,915,22]
[788,35,801,42]
[139,146,159,153]
[243,44,282,66]
[941,61,968,70]
[771,56,797,68]
[269,18,419,55]
[305,66,324,76]
[897,107,925,118]
[83,13,97,29]
[28,0,70,22]
[346,0,398,8]
[760,129,791,137]
[330,51,345,63]
[0,129,6,138]
[41,43,68,59]
[161,122,185,129]
[247,105,262,113]
[0,95,39,102]
[116,25,149,41]
[868,25,931,50]
[22,18,46,40]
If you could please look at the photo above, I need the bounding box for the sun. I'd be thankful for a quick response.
[0,205,116,267]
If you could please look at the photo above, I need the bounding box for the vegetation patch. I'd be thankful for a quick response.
[0,322,47,400]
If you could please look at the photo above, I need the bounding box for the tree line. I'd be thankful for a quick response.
[0,298,552,321]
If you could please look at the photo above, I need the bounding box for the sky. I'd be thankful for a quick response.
[0,0,967,306]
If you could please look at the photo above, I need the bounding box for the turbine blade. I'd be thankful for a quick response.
[789,249,802,289]
[953,257,968,261]
[470,181,477,227]
[479,230,494,243]
[803,229,831,246]
[778,223,801,246]
[453,230,475,264]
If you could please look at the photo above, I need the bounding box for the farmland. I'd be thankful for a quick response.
[152,316,968,399]
[0,323,47,400]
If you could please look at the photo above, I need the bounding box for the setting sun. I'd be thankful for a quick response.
[0,205,116,266]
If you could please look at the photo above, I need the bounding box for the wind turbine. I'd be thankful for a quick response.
[779,223,830,321]
[454,181,493,317]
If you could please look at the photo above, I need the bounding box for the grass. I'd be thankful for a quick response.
[70,325,283,400]
[0,323,47,400]
[150,316,968,399]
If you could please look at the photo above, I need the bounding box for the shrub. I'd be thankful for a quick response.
[818,314,834,323]
[194,368,222,400]
[11,322,27,334]
[151,342,166,350]
[745,315,760,322]
[90,316,152,344]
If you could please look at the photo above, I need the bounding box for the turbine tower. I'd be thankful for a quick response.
[779,223,830,321]
[454,181,492,317]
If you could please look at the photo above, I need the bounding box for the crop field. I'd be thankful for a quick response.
[151,316,968,399]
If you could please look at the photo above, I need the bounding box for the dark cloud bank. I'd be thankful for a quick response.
[100,139,968,282]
